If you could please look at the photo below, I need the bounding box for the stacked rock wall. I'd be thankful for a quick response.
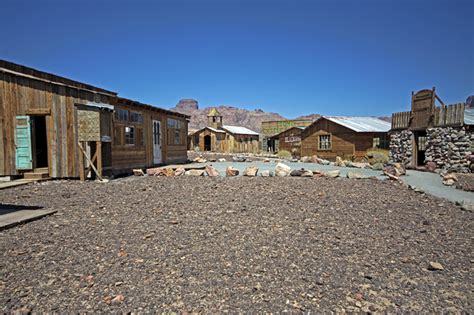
[425,127,473,173]
[389,130,413,166]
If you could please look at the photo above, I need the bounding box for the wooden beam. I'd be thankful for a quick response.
[78,141,85,181]
[96,141,102,178]
[77,142,103,181]
[25,108,51,115]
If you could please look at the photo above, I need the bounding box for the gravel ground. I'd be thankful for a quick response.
[0,177,473,312]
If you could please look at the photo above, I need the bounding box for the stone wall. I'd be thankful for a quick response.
[389,130,413,166]
[425,127,473,173]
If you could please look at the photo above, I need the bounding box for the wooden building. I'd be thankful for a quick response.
[269,126,305,158]
[390,88,472,171]
[0,60,189,179]
[300,116,390,160]
[188,108,260,153]
[261,119,313,153]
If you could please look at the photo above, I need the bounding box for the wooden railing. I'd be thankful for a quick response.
[392,103,465,130]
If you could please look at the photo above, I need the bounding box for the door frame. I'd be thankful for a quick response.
[152,120,162,165]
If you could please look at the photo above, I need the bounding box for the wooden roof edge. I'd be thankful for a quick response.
[0,63,117,97]
[116,97,191,119]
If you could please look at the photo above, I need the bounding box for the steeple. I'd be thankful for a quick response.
[207,108,223,129]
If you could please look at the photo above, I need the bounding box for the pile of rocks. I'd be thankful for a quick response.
[389,130,413,166]
[425,127,473,173]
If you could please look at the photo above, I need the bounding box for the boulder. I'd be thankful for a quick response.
[426,161,437,172]
[335,156,346,167]
[205,165,220,177]
[383,163,406,177]
[263,158,271,163]
[174,167,186,176]
[324,170,340,178]
[301,170,314,177]
[349,162,370,169]
[310,155,320,163]
[185,169,205,176]
[290,168,312,177]
[232,156,246,162]
[275,162,291,177]
[217,158,227,162]
[347,171,368,179]
[193,156,207,163]
[243,166,259,177]
[133,169,144,176]
[226,166,239,177]
[300,156,311,163]
[146,167,163,176]
[442,179,455,186]
[260,170,274,177]
[371,163,384,171]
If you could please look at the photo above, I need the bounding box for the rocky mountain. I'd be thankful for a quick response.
[466,95,474,108]
[170,99,291,132]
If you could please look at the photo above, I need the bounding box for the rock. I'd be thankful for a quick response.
[260,170,274,177]
[301,170,314,177]
[133,169,144,176]
[443,173,458,181]
[243,166,259,177]
[349,162,370,169]
[310,155,320,163]
[347,171,368,179]
[205,165,220,177]
[185,169,205,176]
[428,261,444,271]
[290,169,306,177]
[426,161,437,172]
[232,156,246,162]
[371,162,384,171]
[320,159,331,165]
[111,294,125,304]
[324,170,340,178]
[300,156,311,163]
[383,163,406,177]
[208,158,216,162]
[146,167,164,176]
[174,167,185,176]
[335,156,345,167]
[193,156,207,163]
[275,162,291,177]
[456,199,474,212]
[263,158,271,163]
[226,166,239,177]
[217,158,227,162]
[442,179,455,186]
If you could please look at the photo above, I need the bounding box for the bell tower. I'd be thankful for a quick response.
[207,108,223,129]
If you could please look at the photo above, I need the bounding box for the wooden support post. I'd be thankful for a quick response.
[78,141,104,181]
[96,141,102,178]
[79,141,85,181]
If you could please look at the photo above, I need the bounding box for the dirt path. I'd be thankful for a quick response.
[0,177,472,312]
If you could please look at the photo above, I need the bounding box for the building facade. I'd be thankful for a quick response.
[0,60,189,179]
[390,88,473,172]
[300,116,390,160]
[261,119,313,153]
[269,126,305,158]
[188,108,260,153]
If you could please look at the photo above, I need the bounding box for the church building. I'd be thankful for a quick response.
[188,108,260,153]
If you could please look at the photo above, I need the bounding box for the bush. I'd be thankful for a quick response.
[277,150,292,159]
[366,149,389,165]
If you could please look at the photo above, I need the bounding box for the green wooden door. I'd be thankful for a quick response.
[15,116,33,170]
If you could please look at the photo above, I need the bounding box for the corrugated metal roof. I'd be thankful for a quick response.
[324,116,391,132]
[206,126,226,133]
[222,125,259,135]
[464,107,474,125]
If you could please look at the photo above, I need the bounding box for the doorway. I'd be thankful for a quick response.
[31,116,48,169]
[204,135,211,151]
[153,120,162,164]
[414,130,427,166]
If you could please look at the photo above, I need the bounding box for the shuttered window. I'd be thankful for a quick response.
[318,135,331,150]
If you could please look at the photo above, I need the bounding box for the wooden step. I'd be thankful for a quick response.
[33,167,49,174]
[23,172,50,180]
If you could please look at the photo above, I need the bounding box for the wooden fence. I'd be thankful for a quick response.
[392,103,465,130]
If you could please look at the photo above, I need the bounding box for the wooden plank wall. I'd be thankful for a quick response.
[0,71,113,177]
[276,127,302,157]
[391,111,410,130]
[300,118,379,160]
[164,115,188,163]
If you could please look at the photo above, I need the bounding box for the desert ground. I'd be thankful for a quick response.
[0,176,473,312]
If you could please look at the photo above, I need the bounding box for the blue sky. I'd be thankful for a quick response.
[1,0,472,118]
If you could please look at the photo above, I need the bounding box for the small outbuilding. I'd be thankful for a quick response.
[300,116,391,160]
[189,108,260,153]
[269,126,305,158]
[390,87,472,172]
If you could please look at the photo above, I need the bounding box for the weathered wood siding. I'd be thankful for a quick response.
[274,127,303,157]
[0,71,114,177]
[111,100,188,173]
[301,118,379,160]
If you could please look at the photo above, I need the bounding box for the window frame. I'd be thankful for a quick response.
[318,134,332,151]
[124,126,135,146]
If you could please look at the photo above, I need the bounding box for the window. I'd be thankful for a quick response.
[130,111,143,123]
[373,135,389,149]
[125,126,135,145]
[167,118,182,145]
[319,134,331,150]
[115,109,128,121]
